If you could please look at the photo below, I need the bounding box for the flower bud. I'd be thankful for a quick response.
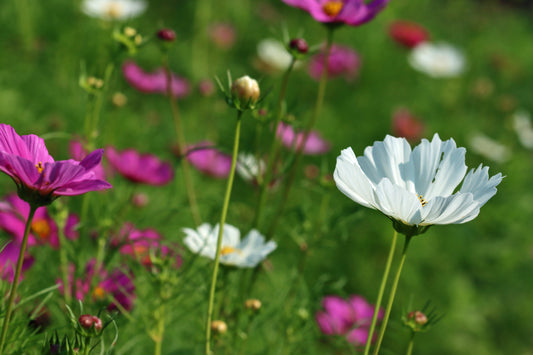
[124,27,137,37]
[245,299,262,311]
[289,38,308,54]
[408,310,428,326]
[112,92,127,107]
[79,314,103,331]
[157,28,176,42]
[231,76,260,105]
[211,320,227,334]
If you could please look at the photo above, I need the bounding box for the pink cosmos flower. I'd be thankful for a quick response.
[316,294,383,347]
[207,23,237,50]
[69,140,106,181]
[185,142,232,178]
[308,44,361,82]
[388,20,430,49]
[0,124,111,206]
[122,60,190,98]
[105,147,174,186]
[282,0,389,27]
[276,122,331,155]
[391,107,425,142]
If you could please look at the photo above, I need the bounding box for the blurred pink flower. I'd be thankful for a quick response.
[391,107,425,142]
[208,23,236,50]
[388,20,429,49]
[122,60,190,98]
[308,44,361,82]
[282,0,389,26]
[106,147,174,186]
[276,122,331,155]
[198,79,215,97]
[70,140,106,181]
[316,294,383,347]
[185,142,232,178]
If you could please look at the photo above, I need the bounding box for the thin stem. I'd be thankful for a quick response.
[363,230,398,355]
[90,63,114,147]
[406,332,415,355]
[266,28,334,239]
[372,235,412,355]
[162,55,202,226]
[205,111,243,355]
[0,204,37,353]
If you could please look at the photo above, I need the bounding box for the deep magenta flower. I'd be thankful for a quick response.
[0,243,34,282]
[391,107,425,142]
[282,0,389,26]
[122,60,190,98]
[69,140,106,181]
[388,20,429,49]
[276,122,331,155]
[185,142,232,178]
[0,124,111,206]
[308,44,361,82]
[316,295,383,347]
[106,146,174,186]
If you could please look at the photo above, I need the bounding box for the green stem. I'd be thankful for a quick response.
[162,55,202,226]
[205,111,243,355]
[90,63,114,145]
[372,235,412,355]
[266,28,334,239]
[363,230,398,355]
[406,332,415,355]
[0,204,37,353]
[153,305,165,355]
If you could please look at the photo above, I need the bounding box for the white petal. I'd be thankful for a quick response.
[460,165,503,206]
[402,134,443,195]
[334,148,376,208]
[421,193,479,225]
[374,179,423,225]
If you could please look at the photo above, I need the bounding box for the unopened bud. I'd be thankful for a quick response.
[134,34,143,46]
[79,315,103,331]
[157,28,176,42]
[211,320,227,334]
[231,76,260,105]
[87,77,104,89]
[289,38,308,54]
[124,27,137,37]
[112,92,127,107]
[245,299,262,311]
[408,310,428,326]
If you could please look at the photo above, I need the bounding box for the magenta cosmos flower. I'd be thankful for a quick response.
[276,122,331,155]
[0,124,111,206]
[282,0,389,26]
[122,60,190,98]
[392,107,425,142]
[388,20,429,49]
[185,142,232,178]
[308,44,361,82]
[106,146,174,186]
[316,295,383,347]
[70,140,106,181]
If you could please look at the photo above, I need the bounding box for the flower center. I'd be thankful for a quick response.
[322,1,344,17]
[92,286,106,300]
[31,218,51,240]
[35,162,44,174]
[105,2,123,19]
[418,194,427,207]
[221,246,241,256]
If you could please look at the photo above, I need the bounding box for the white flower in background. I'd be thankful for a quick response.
[256,38,298,72]
[512,110,533,149]
[334,134,502,236]
[81,0,147,20]
[469,133,510,163]
[408,43,465,78]
[183,223,277,268]
[236,153,266,182]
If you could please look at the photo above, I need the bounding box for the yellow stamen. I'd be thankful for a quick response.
[92,286,106,300]
[221,246,240,256]
[36,162,44,174]
[418,194,427,207]
[322,1,344,17]
[31,219,51,240]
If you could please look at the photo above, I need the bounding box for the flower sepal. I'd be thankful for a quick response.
[391,219,431,238]
[17,185,57,208]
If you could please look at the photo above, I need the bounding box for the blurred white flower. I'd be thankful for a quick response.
[469,133,510,163]
[512,110,533,149]
[81,0,147,20]
[256,38,297,72]
[183,223,277,268]
[408,43,465,78]
[334,134,502,236]
[237,153,266,183]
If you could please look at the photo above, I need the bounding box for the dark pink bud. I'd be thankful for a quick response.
[157,28,176,42]
[289,38,308,54]
[79,314,103,331]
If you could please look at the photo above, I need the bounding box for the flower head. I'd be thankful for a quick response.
[469,133,510,164]
[182,223,277,268]
[276,122,331,155]
[256,38,295,73]
[388,20,429,48]
[282,0,389,27]
[81,0,147,20]
[69,140,106,181]
[208,23,237,50]
[0,124,111,206]
[408,42,465,78]
[236,153,266,184]
[185,142,232,179]
[122,61,190,98]
[391,107,425,142]
[106,146,174,186]
[334,134,503,236]
[308,44,361,82]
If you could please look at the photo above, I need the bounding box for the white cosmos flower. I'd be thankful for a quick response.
[408,42,465,78]
[183,223,277,268]
[236,153,266,182]
[469,133,510,163]
[334,134,502,236]
[512,110,533,149]
[256,38,300,72]
[81,0,147,20]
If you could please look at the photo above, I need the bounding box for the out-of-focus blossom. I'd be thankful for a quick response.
[470,77,494,99]
[131,192,149,208]
[391,108,425,142]
[81,0,147,21]
[122,61,190,98]
[408,42,465,78]
[185,142,232,178]
[282,0,389,27]
[236,153,266,184]
[513,110,533,149]
[388,20,429,48]
[208,23,236,50]
[70,140,106,181]
[198,79,215,97]
[106,147,174,186]
[316,295,383,346]
[0,124,111,206]
[469,133,510,164]
[276,122,331,155]
[308,44,361,82]
[255,39,295,73]
[112,92,128,107]
[182,223,277,268]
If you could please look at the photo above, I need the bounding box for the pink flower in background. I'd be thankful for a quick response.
[391,107,425,142]
[276,122,331,155]
[388,20,429,48]
[122,61,190,98]
[106,147,174,186]
[308,44,361,82]
[282,0,389,26]
[0,124,111,206]
[316,295,383,347]
[208,23,236,50]
[185,142,232,178]
[70,140,106,181]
